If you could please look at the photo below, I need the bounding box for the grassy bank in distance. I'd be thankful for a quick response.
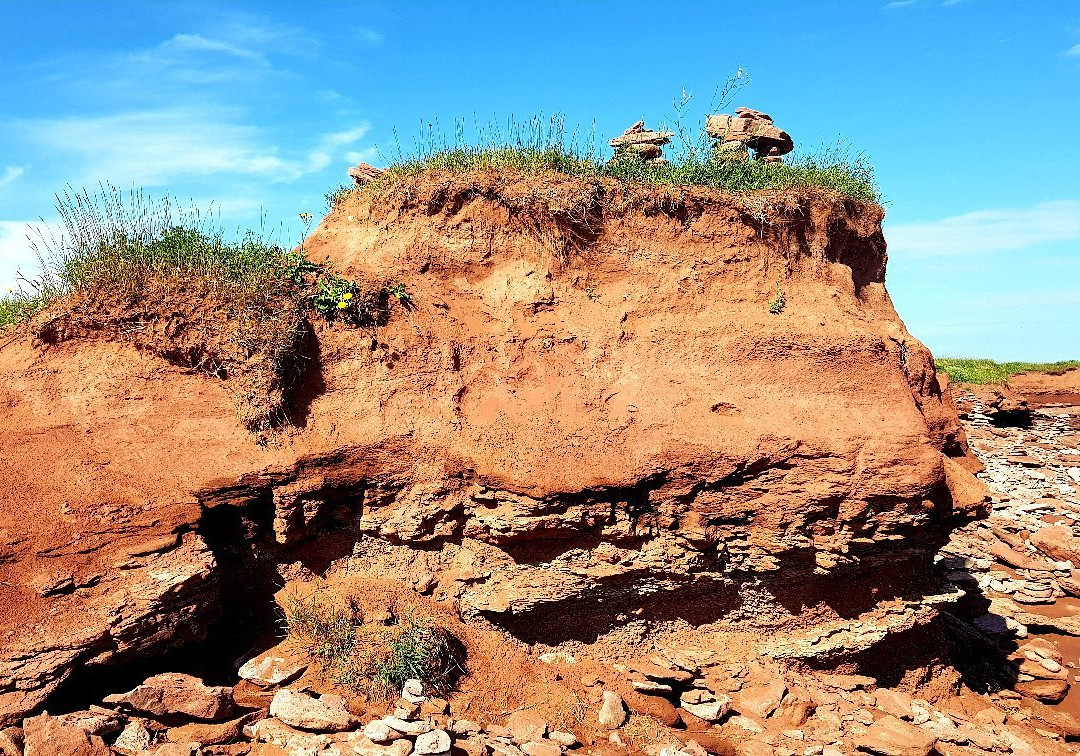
[936,357,1080,385]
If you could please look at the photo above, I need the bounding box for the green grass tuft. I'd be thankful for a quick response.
[0,290,47,330]
[285,592,465,699]
[935,357,1080,385]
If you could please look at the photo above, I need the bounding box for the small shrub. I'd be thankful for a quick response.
[285,593,466,699]
[768,282,786,315]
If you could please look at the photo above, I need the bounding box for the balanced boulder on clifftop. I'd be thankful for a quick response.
[706,106,793,162]
[609,120,674,163]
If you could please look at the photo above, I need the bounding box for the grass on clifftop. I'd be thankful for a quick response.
[367,98,879,204]
[381,143,879,204]
[936,357,1080,384]
[0,185,409,435]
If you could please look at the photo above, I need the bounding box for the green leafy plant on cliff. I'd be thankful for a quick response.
[768,281,786,315]
[935,357,1080,385]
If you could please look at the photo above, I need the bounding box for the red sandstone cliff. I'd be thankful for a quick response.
[0,172,985,725]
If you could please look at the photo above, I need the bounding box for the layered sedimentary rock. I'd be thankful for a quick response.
[1008,368,1080,407]
[0,172,984,724]
[292,173,985,639]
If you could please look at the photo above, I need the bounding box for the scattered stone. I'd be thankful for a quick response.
[112,720,152,753]
[632,679,673,694]
[873,689,914,720]
[521,742,561,756]
[855,715,937,756]
[103,672,234,721]
[269,688,356,732]
[238,654,308,687]
[402,678,427,704]
[598,690,627,730]
[154,745,201,756]
[548,730,578,747]
[22,714,110,756]
[727,715,765,734]
[736,679,787,719]
[451,719,481,736]
[679,690,731,722]
[365,719,405,743]
[1017,677,1070,703]
[1032,524,1080,565]
[415,728,451,755]
[506,710,547,743]
[348,162,383,187]
[166,714,251,745]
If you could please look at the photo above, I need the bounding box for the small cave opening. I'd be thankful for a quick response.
[42,496,286,716]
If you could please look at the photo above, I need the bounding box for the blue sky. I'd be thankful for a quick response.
[1,0,1078,360]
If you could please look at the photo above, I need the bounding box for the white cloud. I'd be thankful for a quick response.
[887,200,1080,256]
[151,33,269,66]
[20,110,370,186]
[883,0,917,8]
[356,28,383,45]
[322,126,370,148]
[0,167,25,188]
[1067,43,1080,57]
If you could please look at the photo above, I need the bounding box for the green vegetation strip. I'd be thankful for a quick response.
[935,357,1080,385]
[379,143,879,204]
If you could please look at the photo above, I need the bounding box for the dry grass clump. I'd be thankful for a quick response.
[285,592,467,700]
[621,715,668,748]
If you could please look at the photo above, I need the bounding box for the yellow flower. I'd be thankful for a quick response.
[343,292,353,300]
[337,301,348,309]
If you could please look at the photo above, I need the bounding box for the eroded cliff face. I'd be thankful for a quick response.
[0,172,984,724]
[287,173,984,638]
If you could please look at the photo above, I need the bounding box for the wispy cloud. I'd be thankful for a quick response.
[18,109,371,186]
[148,33,270,66]
[356,28,383,45]
[0,167,25,188]
[887,200,1080,256]
[1067,43,1080,57]
[883,0,917,8]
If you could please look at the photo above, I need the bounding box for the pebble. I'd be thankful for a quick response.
[414,729,451,755]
